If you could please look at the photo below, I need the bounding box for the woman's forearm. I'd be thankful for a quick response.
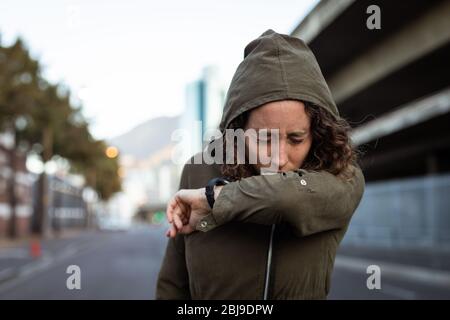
[196,166,365,237]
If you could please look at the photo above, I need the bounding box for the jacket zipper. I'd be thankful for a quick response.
[263,224,276,300]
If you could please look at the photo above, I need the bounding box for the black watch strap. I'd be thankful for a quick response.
[205,177,229,209]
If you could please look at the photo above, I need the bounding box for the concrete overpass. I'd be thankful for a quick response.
[291,0,450,182]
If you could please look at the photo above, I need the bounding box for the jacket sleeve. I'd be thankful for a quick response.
[156,164,191,300]
[196,165,365,237]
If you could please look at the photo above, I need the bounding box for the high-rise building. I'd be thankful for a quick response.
[179,66,227,163]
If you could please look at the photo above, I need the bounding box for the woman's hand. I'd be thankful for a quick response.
[165,187,212,238]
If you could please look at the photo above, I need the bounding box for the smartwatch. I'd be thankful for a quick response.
[205,177,229,209]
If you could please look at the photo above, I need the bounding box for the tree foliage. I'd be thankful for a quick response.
[0,35,121,201]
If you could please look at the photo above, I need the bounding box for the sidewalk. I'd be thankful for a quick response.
[335,245,450,289]
[337,245,450,272]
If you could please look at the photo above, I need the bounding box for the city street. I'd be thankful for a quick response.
[0,224,449,300]
[0,0,449,304]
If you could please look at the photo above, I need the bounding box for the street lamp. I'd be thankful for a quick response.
[105,146,119,159]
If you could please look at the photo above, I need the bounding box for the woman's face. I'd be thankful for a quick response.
[244,100,312,173]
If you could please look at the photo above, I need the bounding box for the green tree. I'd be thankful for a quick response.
[0,38,40,238]
[1,35,122,237]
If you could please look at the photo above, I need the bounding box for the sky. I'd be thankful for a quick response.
[0,0,318,140]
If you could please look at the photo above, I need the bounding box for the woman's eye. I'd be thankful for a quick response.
[291,139,304,144]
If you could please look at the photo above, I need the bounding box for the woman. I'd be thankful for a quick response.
[156,29,365,300]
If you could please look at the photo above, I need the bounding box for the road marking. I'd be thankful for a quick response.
[0,268,15,283]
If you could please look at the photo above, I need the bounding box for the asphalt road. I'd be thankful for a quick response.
[0,224,449,299]
[0,225,166,299]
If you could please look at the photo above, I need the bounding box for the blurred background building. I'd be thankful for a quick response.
[0,132,33,238]
[113,65,226,223]
[180,66,227,160]
[108,117,179,222]
[31,175,89,235]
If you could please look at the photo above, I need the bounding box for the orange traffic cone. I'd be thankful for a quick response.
[30,240,42,259]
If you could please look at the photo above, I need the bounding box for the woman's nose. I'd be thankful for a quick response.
[275,140,289,170]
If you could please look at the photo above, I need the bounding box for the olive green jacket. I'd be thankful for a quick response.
[156,30,365,299]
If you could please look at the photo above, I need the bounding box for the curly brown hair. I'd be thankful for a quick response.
[219,100,358,181]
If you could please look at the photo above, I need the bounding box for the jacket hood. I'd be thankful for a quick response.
[219,29,339,132]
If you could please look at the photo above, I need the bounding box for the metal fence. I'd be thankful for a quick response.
[343,173,450,250]
[31,175,87,232]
